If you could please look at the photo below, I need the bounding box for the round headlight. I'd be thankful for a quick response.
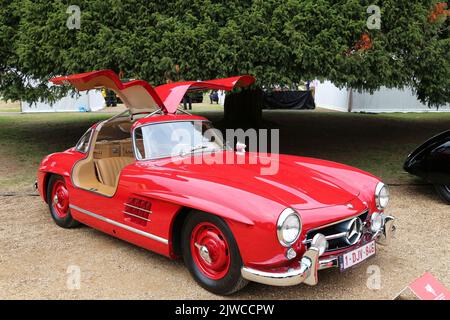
[277,208,301,247]
[370,212,384,233]
[375,182,389,210]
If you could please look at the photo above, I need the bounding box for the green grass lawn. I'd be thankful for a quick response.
[1,109,449,192]
[0,113,110,191]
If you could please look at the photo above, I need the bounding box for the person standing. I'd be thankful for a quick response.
[183,93,192,110]
[105,89,117,107]
[209,90,219,104]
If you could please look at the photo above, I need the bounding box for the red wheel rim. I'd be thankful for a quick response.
[190,222,231,280]
[51,180,69,218]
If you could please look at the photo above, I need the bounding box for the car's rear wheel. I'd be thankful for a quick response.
[181,211,248,295]
[47,175,80,228]
[434,184,450,204]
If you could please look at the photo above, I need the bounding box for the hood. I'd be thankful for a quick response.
[146,152,361,210]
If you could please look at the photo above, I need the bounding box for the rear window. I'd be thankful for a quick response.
[96,121,132,141]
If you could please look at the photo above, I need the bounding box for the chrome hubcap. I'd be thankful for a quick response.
[195,242,212,264]
[53,194,59,204]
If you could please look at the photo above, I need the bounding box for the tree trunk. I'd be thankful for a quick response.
[223,88,263,129]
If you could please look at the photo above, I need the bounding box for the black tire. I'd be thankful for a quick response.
[47,175,80,228]
[181,211,248,295]
[434,184,450,204]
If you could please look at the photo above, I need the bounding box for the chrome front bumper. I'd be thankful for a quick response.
[373,215,396,245]
[241,215,396,287]
[241,248,320,286]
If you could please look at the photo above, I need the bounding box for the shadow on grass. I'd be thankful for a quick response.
[1,110,450,191]
[0,113,110,190]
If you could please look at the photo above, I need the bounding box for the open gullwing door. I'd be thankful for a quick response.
[50,70,255,114]
[50,70,165,114]
[154,75,255,113]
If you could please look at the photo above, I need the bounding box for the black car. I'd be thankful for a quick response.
[404,130,450,204]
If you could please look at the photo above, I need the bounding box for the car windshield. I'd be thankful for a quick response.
[134,121,228,160]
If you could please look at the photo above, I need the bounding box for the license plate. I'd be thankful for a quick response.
[339,241,376,271]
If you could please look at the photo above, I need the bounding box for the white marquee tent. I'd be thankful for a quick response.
[21,90,105,113]
[314,80,450,113]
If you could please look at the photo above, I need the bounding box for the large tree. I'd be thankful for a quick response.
[0,0,448,106]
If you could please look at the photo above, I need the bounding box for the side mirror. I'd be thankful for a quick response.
[236,142,246,155]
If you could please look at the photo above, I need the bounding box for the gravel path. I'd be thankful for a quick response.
[0,185,448,299]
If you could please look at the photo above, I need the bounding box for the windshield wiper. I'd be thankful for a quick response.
[190,145,209,153]
[179,145,208,156]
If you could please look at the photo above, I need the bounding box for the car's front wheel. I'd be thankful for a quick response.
[47,175,80,228]
[181,211,248,295]
[434,184,450,204]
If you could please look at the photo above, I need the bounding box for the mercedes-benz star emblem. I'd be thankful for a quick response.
[345,217,363,245]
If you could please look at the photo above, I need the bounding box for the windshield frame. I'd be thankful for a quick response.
[75,128,94,154]
[132,120,229,161]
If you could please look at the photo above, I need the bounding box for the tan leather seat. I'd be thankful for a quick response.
[95,157,134,187]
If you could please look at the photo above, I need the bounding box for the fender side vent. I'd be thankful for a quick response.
[123,197,152,226]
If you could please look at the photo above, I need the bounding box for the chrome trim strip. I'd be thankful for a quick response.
[123,203,152,214]
[325,232,348,240]
[74,128,94,154]
[123,211,151,222]
[177,108,192,115]
[144,109,163,118]
[69,204,167,244]
[303,231,347,244]
[108,109,130,121]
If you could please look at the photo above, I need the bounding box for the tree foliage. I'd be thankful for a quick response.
[0,0,448,106]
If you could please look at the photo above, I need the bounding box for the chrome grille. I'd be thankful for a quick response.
[305,210,369,252]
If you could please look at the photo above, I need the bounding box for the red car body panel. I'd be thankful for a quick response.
[37,148,83,201]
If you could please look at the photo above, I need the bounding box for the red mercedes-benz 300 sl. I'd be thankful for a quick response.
[36,70,395,295]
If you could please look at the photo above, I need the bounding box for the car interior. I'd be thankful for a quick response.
[72,116,141,197]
